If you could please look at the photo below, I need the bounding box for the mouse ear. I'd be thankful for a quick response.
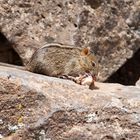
[81,47,90,56]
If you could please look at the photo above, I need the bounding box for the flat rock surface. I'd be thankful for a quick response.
[0,66,140,140]
[0,0,140,81]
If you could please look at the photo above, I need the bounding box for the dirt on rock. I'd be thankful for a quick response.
[0,66,140,139]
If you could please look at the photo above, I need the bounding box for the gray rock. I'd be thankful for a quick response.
[0,66,140,139]
[0,0,140,81]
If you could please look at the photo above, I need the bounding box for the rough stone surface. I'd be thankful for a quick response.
[0,0,140,81]
[0,66,140,140]
[106,49,140,85]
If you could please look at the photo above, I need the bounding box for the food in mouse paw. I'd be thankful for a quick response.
[80,74,93,86]
[80,74,99,90]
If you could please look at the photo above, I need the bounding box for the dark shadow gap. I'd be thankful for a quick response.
[0,32,22,66]
[105,48,140,85]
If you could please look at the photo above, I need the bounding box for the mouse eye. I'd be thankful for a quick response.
[92,61,96,67]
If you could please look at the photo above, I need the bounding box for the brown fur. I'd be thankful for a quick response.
[26,43,98,78]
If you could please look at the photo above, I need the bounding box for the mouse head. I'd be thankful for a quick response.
[80,47,99,77]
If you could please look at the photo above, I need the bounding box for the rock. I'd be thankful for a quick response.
[0,66,140,139]
[136,78,140,87]
[0,0,140,81]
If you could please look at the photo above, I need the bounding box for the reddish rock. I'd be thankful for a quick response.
[0,66,140,139]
